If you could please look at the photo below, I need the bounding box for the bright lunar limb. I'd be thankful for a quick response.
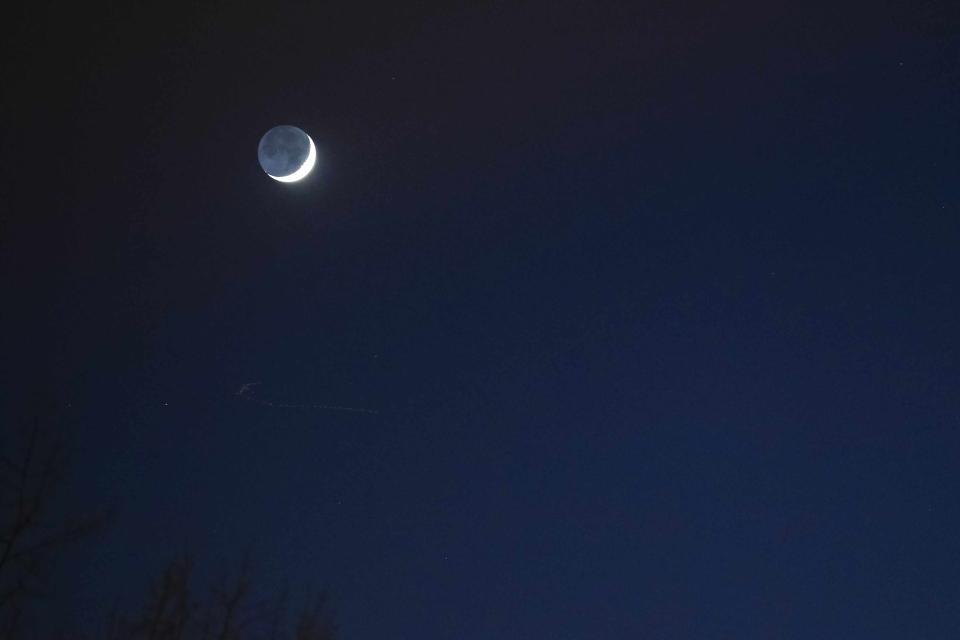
[270,136,315,182]
[257,125,317,183]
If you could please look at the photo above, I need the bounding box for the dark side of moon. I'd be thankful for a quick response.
[258,125,311,177]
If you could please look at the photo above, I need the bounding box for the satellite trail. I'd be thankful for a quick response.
[236,382,379,415]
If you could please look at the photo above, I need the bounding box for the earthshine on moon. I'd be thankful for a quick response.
[257,125,317,183]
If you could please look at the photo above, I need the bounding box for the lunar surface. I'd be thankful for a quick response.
[257,125,316,182]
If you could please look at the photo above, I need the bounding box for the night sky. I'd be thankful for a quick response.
[3,1,960,637]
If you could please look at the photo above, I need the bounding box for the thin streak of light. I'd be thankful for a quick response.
[235,383,379,415]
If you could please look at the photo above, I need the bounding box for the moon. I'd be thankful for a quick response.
[257,125,317,183]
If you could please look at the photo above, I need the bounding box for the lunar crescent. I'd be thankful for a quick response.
[269,135,316,183]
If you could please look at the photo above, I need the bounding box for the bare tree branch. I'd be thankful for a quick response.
[0,419,112,636]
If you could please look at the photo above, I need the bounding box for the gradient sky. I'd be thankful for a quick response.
[3,1,960,637]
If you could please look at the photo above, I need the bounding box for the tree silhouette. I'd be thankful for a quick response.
[106,555,337,640]
[1,419,338,639]
[0,420,112,638]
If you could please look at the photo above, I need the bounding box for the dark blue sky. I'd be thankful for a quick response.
[3,1,960,637]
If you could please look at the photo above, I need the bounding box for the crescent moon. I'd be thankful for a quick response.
[268,135,316,183]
